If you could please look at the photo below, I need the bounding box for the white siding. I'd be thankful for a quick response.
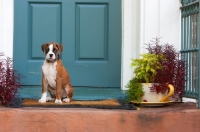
[121,0,181,89]
[0,0,13,58]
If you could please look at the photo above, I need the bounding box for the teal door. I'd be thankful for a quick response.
[14,0,121,87]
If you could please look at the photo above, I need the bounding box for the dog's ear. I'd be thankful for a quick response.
[56,44,63,53]
[41,43,49,52]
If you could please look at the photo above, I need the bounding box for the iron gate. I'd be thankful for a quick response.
[180,0,200,108]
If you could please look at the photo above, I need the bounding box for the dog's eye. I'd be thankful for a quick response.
[45,48,49,53]
[53,48,57,53]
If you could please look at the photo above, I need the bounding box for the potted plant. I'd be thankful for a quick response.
[126,38,185,103]
[0,52,21,106]
[126,53,165,103]
[146,38,186,101]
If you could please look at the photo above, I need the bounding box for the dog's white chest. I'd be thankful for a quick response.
[42,61,57,88]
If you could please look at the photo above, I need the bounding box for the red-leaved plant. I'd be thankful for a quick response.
[0,52,21,106]
[146,38,186,99]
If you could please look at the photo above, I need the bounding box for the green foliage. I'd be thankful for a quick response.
[126,53,165,103]
[131,53,165,83]
[126,77,144,103]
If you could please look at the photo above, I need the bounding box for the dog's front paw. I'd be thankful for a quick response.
[39,92,47,103]
[55,99,62,104]
[46,97,55,102]
[63,98,70,103]
[39,98,46,103]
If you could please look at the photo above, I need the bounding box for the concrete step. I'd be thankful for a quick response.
[0,105,199,132]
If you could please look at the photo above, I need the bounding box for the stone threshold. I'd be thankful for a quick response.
[0,102,200,132]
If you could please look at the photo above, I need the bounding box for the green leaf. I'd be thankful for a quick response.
[146,65,150,72]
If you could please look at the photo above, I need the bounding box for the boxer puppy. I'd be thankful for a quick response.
[39,42,73,104]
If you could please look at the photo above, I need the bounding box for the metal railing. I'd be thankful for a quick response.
[180,0,200,108]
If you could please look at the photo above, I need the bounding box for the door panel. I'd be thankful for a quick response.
[30,3,61,58]
[14,0,121,87]
[76,4,108,60]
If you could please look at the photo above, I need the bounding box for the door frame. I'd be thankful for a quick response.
[0,0,139,90]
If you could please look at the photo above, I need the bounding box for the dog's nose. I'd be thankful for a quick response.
[49,54,53,58]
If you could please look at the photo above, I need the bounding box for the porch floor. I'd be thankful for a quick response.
[18,86,127,101]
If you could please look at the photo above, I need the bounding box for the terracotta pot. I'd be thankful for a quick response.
[141,83,174,102]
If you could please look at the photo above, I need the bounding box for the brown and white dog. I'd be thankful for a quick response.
[39,42,73,104]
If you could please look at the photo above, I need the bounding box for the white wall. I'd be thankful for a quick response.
[0,0,181,89]
[140,0,181,52]
[0,0,13,58]
[160,0,181,50]
[121,0,141,90]
[121,0,181,90]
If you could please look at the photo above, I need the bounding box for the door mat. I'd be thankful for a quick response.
[6,98,136,110]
